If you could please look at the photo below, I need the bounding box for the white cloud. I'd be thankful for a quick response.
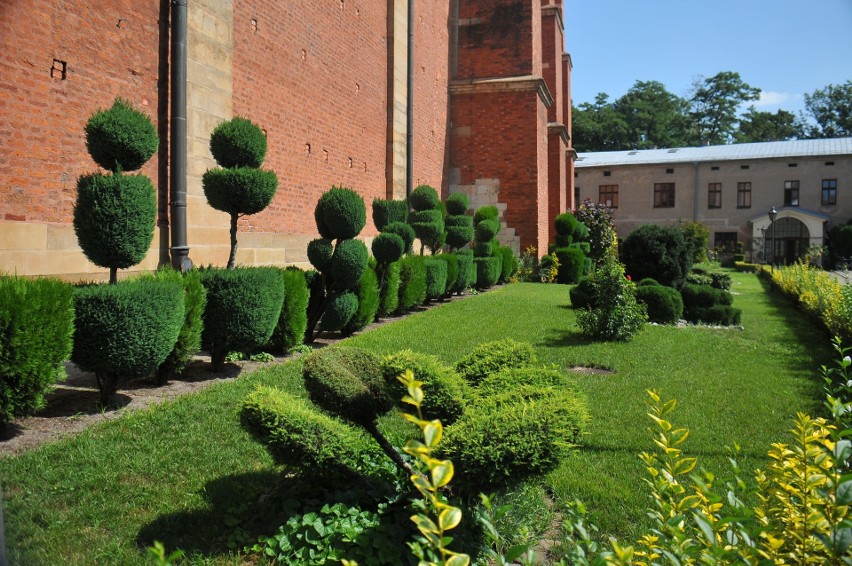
[753,91,799,108]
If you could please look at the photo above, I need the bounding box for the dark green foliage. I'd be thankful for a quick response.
[397,255,427,312]
[573,241,591,255]
[268,267,309,354]
[383,221,416,255]
[342,266,379,336]
[498,246,518,283]
[475,219,500,243]
[686,272,713,287]
[685,304,742,326]
[302,347,393,426]
[381,350,471,424]
[554,233,573,248]
[554,212,576,237]
[0,276,74,425]
[84,98,158,173]
[201,167,278,215]
[304,270,324,341]
[409,209,445,251]
[574,199,616,265]
[372,198,408,231]
[440,386,588,493]
[638,278,661,287]
[74,173,156,271]
[209,117,268,169]
[319,291,359,331]
[621,223,692,288]
[371,232,404,264]
[242,386,373,473]
[576,258,647,341]
[680,283,733,310]
[155,268,207,381]
[377,260,401,317]
[72,278,184,401]
[424,258,448,300]
[330,239,368,291]
[455,339,537,386]
[454,251,475,293]
[476,367,574,398]
[314,186,367,241]
[554,246,585,284]
[445,215,474,250]
[307,238,334,272]
[676,220,710,263]
[473,205,499,225]
[710,271,732,290]
[445,193,469,216]
[434,253,459,295]
[569,278,597,309]
[635,284,684,324]
[445,215,473,228]
[828,223,852,267]
[198,267,284,370]
[475,241,496,258]
[409,184,441,212]
[475,256,501,289]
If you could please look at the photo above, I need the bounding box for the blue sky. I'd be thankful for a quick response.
[564,0,852,116]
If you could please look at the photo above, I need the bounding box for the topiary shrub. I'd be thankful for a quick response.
[341,265,379,336]
[72,277,184,405]
[569,277,597,309]
[576,257,647,342]
[376,259,401,318]
[635,284,684,324]
[554,245,585,284]
[475,219,500,243]
[498,246,518,283]
[372,198,408,232]
[397,254,427,313]
[622,224,692,289]
[680,283,733,310]
[686,272,713,287]
[710,271,732,291]
[445,193,469,216]
[424,258,448,301]
[383,222,415,255]
[155,268,207,383]
[472,206,502,290]
[267,267,309,355]
[202,117,278,268]
[476,366,575,398]
[473,205,499,225]
[445,214,474,251]
[638,277,661,287]
[408,185,445,254]
[434,253,459,297]
[453,250,475,294]
[474,256,501,289]
[319,291,359,331]
[329,239,368,291]
[381,350,471,424]
[440,386,588,493]
[455,339,537,386]
[0,276,75,426]
[198,266,284,371]
[75,98,159,283]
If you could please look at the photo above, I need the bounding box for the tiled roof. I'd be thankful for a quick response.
[575,138,852,168]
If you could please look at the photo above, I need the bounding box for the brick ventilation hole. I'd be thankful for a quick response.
[355,83,360,94]
[348,157,353,168]
[363,162,367,172]
[261,128,267,136]
[305,143,311,156]
[301,49,306,61]
[51,59,67,80]
[323,150,328,162]
[251,19,258,33]
[355,8,360,17]
[339,0,344,10]
[116,18,126,29]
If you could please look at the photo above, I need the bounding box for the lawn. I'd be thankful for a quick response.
[0,272,829,564]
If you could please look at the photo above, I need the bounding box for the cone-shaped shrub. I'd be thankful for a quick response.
[209,116,267,168]
[372,198,408,231]
[84,98,158,173]
[155,268,207,382]
[0,276,75,425]
[425,257,448,301]
[341,265,379,336]
[268,267,309,355]
[198,266,284,370]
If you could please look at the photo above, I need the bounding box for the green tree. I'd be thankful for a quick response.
[734,106,805,143]
[614,80,691,149]
[689,71,760,145]
[804,80,852,138]
[571,93,630,152]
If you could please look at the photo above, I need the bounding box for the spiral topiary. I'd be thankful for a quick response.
[408,184,445,255]
[372,198,409,231]
[444,193,473,252]
[551,211,590,284]
[383,222,415,255]
[202,116,278,268]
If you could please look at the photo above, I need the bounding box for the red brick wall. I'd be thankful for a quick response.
[540,8,562,124]
[0,0,164,225]
[456,0,535,79]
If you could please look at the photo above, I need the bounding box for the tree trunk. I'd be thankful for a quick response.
[227,213,239,269]
[363,421,418,478]
[109,267,117,285]
[95,372,119,408]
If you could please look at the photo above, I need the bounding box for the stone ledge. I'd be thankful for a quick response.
[449,76,554,107]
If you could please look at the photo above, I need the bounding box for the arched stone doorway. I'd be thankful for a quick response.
[749,207,828,265]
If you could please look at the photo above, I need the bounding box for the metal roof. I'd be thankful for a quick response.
[575,137,852,168]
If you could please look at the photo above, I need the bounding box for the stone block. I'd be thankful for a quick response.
[0,221,47,250]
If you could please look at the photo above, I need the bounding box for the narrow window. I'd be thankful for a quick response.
[598,185,619,208]
[822,179,837,206]
[708,183,722,209]
[784,180,799,207]
[653,183,675,208]
[737,182,751,209]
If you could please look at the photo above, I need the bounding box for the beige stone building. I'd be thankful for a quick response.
[575,138,852,264]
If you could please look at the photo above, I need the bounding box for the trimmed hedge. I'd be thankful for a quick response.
[498,246,518,283]
[209,116,268,169]
[397,255,427,312]
[372,198,408,231]
[314,186,367,241]
[554,246,585,284]
[198,267,284,370]
[155,268,207,381]
[475,256,501,289]
[319,291,359,332]
[268,267,309,354]
[686,305,742,326]
[635,284,684,324]
[330,238,369,291]
[455,338,537,386]
[381,350,471,424]
[0,276,75,425]
[84,98,158,173]
[476,366,574,398]
[201,167,278,216]
[569,278,597,309]
[302,347,392,426]
[680,283,733,309]
[377,259,401,318]
[371,232,405,265]
[383,222,416,255]
[434,253,459,296]
[425,258,448,301]
[454,251,475,293]
[342,265,380,336]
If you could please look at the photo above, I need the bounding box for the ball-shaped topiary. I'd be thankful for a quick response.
[209,116,268,169]
[635,284,684,324]
[84,98,159,173]
[554,246,585,284]
[341,265,379,336]
[445,214,474,249]
[409,184,441,212]
[202,167,278,216]
[410,209,445,251]
[473,205,499,225]
[372,198,409,231]
[371,233,405,265]
[384,221,416,255]
[307,238,334,272]
[638,277,661,287]
[319,291,359,331]
[330,239,369,291]
[302,347,393,426]
[475,219,500,243]
[315,186,367,241]
[445,193,469,216]
[74,173,157,271]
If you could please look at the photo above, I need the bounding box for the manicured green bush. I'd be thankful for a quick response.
[476,366,574,398]
[454,250,475,293]
[372,198,409,231]
[576,258,647,341]
[342,265,379,336]
[201,167,278,216]
[475,219,500,242]
[242,386,374,474]
[376,259,401,318]
[554,212,576,242]
[710,271,732,291]
[409,184,441,212]
[473,205,499,225]
[319,291,359,332]
[445,193,469,216]
[440,386,588,493]
[498,246,518,283]
[72,277,184,404]
[638,277,661,287]
[329,238,368,291]
[302,347,392,426]
[304,270,324,341]
[455,338,537,386]
[268,267,309,355]
[307,238,334,273]
[475,256,501,289]
[680,283,733,309]
[569,277,597,309]
[686,272,713,287]
[0,276,75,425]
[314,186,367,241]
[408,186,445,254]
[621,224,692,289]
[685,305,742,326]
[397,255,427,312]
[371,232,405,265]
[424,258,448,301]
[444,215,474,251]
[434,253,459,296]
[635,284,684,324]
[198,266,284,371]
[155,268,207,382]
[383,222,416,255]
[84,98,158,173]
[381,350,471,424]
[209,116,268,169]
[554,246,585,284]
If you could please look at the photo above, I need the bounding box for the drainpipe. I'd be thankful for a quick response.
[170,0,192,271]
[406,0,414,201]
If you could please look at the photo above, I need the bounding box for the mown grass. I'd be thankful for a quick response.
[0,272,829,564]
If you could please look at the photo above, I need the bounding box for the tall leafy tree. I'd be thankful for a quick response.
[614,80,691,149]
[689,71,760,145]
[804,80,852,138]
[571,93,629,152]
[734,107,805,143]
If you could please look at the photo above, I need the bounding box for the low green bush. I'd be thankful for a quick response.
[685,273,713,287]
[434,253,459,296]
[381,350,471,424]
[498,246,518,283]
[476,366,574,398]
[576,258,646,342]
[155,268,207,382]
[554,246,584,284]
[198,267,284,370]
[475,256,501,289]
[268,267,309,354]
[680,283,733,310]
[440,386,588,493]
[377,259,401,318]
[455,339,537,385]
[342,265,379,336]
[424,258,448,301]
[637,277,661,287]
[302,347,393,426]
[0,276,75,425]
[710,271,732,290]
[636,284,684,324]
[734,261,760,273]
[319,291,359,331]
[685,305,742,326]
[569,278,597,309]
[397,255,426,313]
[454,251,475,293]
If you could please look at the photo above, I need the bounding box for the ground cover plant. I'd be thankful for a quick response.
[0,271,829,564]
